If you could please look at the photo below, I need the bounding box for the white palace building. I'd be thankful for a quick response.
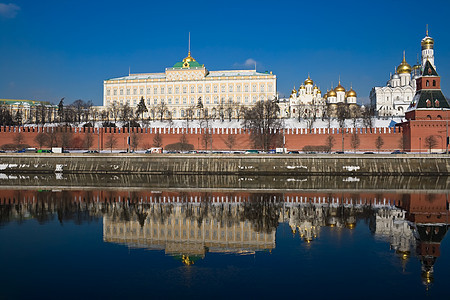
[103,50,277,120]
[370,28,436,117]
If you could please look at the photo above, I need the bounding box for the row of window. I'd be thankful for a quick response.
[106,95,266,107]
[106,83,273,96]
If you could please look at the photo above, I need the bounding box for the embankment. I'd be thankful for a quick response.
[0,153,449,175]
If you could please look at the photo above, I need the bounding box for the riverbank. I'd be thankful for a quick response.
[0,153,449,175]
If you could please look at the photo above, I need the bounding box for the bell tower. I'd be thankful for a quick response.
[421,25,435,69]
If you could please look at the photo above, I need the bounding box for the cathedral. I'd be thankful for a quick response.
[370,28,436,117]
[286,76,357,119]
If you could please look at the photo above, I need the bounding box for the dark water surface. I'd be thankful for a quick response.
[0,175,449,299]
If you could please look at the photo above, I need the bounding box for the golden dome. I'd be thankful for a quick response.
[304,75,313,86]
[421,27,434,49]
[328,89,337,97]
[291,86,297,94]
[334,81,345,92]
[183,51,196,63]
[299,84,306,90]
[346,88,357,98]
[317,88,322,94]
[397,53,412,74]
[313,85,318,90]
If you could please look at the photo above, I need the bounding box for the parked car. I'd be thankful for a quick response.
[288,151,300,154]
[363,152,374,154]
[37,149,52,153]
[334,151,345,154]
[245,150,259,154]
[84,150,99,153]
[391,150,407,154]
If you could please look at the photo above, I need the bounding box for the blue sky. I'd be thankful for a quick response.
[1,0,450,105]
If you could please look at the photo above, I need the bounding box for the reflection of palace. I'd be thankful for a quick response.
[103,203,276,264]
[0,188,448,283]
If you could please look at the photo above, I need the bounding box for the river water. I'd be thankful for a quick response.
[0,175,449,299]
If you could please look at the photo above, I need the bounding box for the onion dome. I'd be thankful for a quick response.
[392,73,400,79]
[291,86,297,94]
[183,51,196,63]
[397,52,412,74]
[328,89,337,97]
[317,88,322,94]
[334,80,345,92]
[313,85,318,90]
[421,28,434,50]
[299,84,306,90]
[346,87,357,98]
[304,75,313,86]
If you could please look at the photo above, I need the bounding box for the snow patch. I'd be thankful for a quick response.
[343,166,360,172]
[0,164,7,170]
[239,166,254,170]
[343,177,360,182]
[55,164,64,172]
[286,165,308,170]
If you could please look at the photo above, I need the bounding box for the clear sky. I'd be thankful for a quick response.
[1,0,450,106]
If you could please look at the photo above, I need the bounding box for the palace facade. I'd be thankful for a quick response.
[103,51,277,120]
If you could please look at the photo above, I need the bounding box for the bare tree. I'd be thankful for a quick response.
[109,102,120,123]
[13,132,25,148]
[156,102,168,122]
[153,131,163,148]
[242,99,282,151]
[34,132,49,149]
[362,106,375,133]
[350,133,360,153]
[349,105,360,128]
[424,135,438,153]
[84,132,95,150]
[336,103,349,131]
[120,103,133,124]
[224,134,236,150]
[104,134,118,153]
[326,135,335,153]
[130,132,141,151]
[375,136,384,153]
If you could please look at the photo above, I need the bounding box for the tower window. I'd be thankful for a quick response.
[426,80,429,87]
[433,80,436,86]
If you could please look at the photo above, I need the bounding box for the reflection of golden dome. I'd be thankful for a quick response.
[183,51,196,63]
[181,255,194,266]
[304,75,313,86]
[346,88,357,97]
[347,223,356,229]
[397,53,412,74]
[328,89,337,97]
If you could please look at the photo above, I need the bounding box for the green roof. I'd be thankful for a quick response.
[422,60,439,76]
[411,89,449,109]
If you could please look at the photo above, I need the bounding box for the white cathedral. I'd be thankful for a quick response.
[285,76,357,119]
[370,28,436,117]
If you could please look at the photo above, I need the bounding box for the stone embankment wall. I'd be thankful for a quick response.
[0,153,448,175]
[0,125,404,152]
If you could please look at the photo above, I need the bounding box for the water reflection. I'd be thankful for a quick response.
[0,188,448,288]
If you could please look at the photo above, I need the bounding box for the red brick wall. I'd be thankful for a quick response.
[0,125,410,152]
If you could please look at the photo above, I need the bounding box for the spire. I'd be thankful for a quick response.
[426,24,429,36]
[403,50,406,62]
[188,32,191,56]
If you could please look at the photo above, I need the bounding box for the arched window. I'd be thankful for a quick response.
[427,115,432,120]
[433,80,436,86]
[437,115,443,120]
[435,100,440,107]
[426,99,431,107]
[426,80,430,87]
